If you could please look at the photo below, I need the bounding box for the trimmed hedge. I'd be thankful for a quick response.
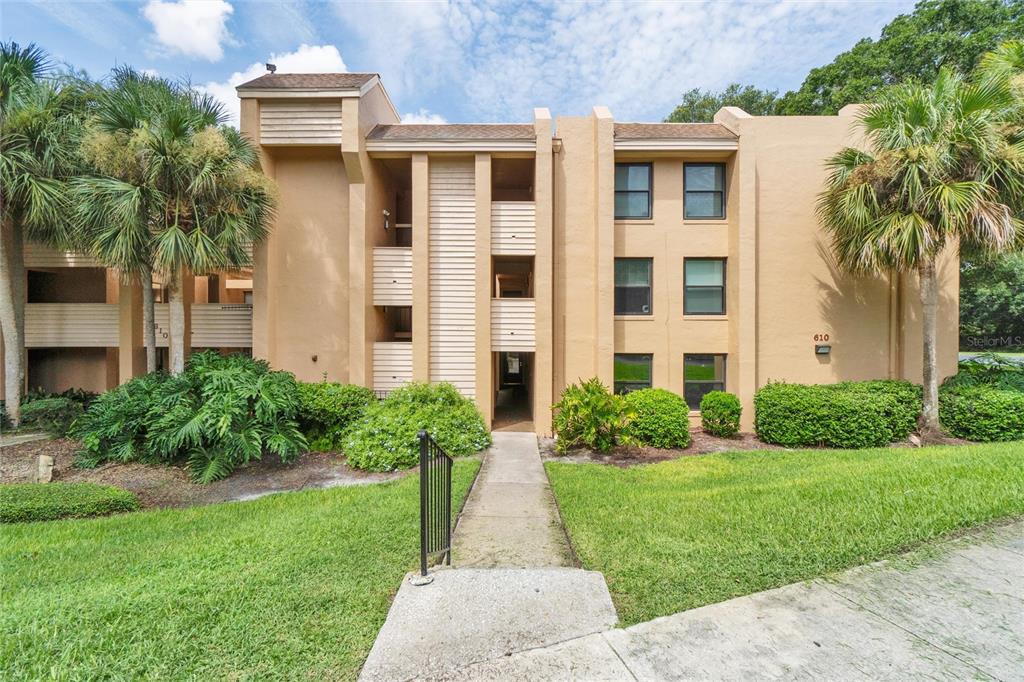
[0,483,139,523]
[344,383,490,471]
[624,388,690,449]
[700,391,742,437]
[755,380,921,448]
[297,382,375,451]
[20,397,83,437]
[940,386,1024,441]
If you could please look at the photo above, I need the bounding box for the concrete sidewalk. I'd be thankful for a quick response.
[432,521,1024,681]
[359,433,607,681]
[451,431,572,567]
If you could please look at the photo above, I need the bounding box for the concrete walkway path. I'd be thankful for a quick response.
[359,433,611,681]
[440,521,1024,681]
[451,431,572,567]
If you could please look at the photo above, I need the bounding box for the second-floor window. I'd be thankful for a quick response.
[684,258,726,315]
[615,163,651,219]
[684,163,725,219]
[615,258,652,315]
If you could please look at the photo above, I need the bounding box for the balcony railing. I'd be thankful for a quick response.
[373,341,413,393]
[26,303,252,348]
[491,201,536,255]
[373,247,413,307]
[491,298,535,351]
[24,243,100,268]
[25,303,118,347]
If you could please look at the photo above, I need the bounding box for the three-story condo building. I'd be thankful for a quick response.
[2,72,959,434]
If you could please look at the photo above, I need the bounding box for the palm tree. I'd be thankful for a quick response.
[818,43,1024,435]
[0,42,84,425]
[76,69,275,374]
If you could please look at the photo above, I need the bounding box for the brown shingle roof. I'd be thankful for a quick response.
[368,124,535,141]
[614,122,736,140]
[237,73,377,90]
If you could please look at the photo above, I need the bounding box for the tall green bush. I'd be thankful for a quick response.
[700,391,742,437]
[623,388,690,449]
[552,378,632,453]
[834,380,922,441]
[940,386,1024,442]
[344,383,490,471]
[754,382,904,448]
[297,381,375,451]
[73,352,306,483]
[20,397,83,437]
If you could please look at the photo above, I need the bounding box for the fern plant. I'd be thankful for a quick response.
[73,352,306,483]
[552,378,633,453]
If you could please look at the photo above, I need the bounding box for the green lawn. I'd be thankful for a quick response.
[546,442,1024,626]
[1,460,480,681]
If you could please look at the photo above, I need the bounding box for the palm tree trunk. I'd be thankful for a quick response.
[919,259,941,435]
[0,219,27,426]
[141,266,157,374]
[167,267,186,374]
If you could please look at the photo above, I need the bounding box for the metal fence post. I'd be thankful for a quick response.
[418,430,429,579]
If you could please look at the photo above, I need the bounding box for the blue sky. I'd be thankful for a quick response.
[3,0,916,125]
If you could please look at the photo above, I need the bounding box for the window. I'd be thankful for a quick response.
[684,354,726,409]
[615,258,653,315]
[684,258,725,315]
[684,163,725,219]
[614,354,652,394]
[615,163,652,219]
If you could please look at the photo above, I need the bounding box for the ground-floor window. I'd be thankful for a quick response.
[684,354,726,409]
[614,353,652,394]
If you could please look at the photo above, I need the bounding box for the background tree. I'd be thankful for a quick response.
[817,46,1023,434]
[665,83,779,122]
[960,254,1024,351]
[76,69,275,374]
[0,42,86,425]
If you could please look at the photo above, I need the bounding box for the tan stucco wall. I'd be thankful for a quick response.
[257,147,350,382]
[27,348,111,394]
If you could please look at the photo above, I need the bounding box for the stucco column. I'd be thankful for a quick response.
[718,108,758,430]
[245,98,277,365]
[533,108,555,435]
[474,153,493,424]
[117,278,146,384]
[182,271,194,363]
[411,152,430,382]
[593,106,616,386]
[344,98,366,386]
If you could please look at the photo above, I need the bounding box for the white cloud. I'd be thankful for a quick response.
[142,0,234,62]
[402,109,447,124]
[333,0,913,122]
[202,44,348,126]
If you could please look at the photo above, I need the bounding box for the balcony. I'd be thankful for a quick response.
[373,341,412,393]
[154,304,253,348]
[24,243,100,268]
[491,201,536,256]
[491,298,535,351]
[372,247,413,307]
[25,303,118,347]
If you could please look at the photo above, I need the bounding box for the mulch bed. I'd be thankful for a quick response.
[540,428,973,467]
[0,438,402,509]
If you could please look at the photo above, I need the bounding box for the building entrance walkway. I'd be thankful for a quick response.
[359,433,616,681]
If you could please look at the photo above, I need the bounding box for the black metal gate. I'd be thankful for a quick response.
[418,430,453,577]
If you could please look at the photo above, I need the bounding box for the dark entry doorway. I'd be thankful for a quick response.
[493,351,533,431]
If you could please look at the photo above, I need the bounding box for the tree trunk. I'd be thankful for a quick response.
[141,266,157,374]
[0,219,26,426]
[167,268,186,374]
[919,259,941,436]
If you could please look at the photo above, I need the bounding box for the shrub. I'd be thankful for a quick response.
[834,380,922,440]
[73,352,307,483]
[344,383,490,471]
[0,483,139,523]
[754,382,900,448]
[20,397,83,437]
[297,381,375,451]
[944,355,1024,392]
[700,391,742,437]
[940,386,1024,441]
[24,386,99,409]
[552,378,632,453]
[622,388,690,449]
[1,401,9,430]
